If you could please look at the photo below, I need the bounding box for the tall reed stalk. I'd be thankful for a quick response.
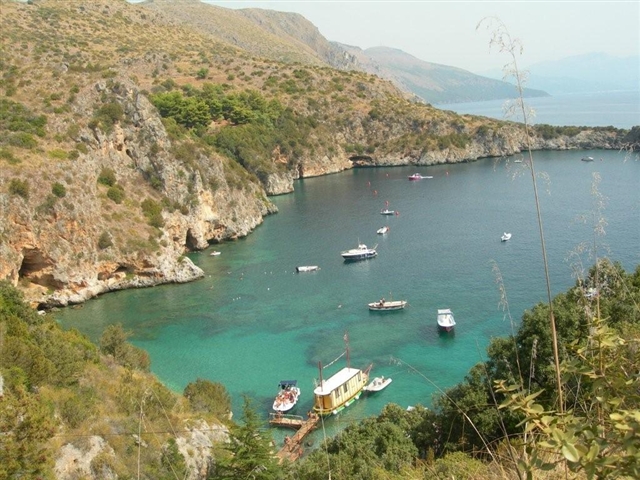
[477,17,564,413]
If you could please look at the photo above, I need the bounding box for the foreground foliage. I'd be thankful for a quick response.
[0,282,232,479]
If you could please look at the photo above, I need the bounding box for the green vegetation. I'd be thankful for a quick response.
[8,178,29,199]
[0,99,47,150]
[141,198,165,228]
[99,323,150,371]
[106,184,125,204]
[215,397,282,479]
[98,231,113,250]
[0,282,234,479]
[184,378,231,418]
[97,167,117,187]
[51,181,66,198]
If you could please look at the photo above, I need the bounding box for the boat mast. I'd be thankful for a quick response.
[318,361,323,387]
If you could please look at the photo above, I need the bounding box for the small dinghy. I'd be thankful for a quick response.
[364,376,392,392]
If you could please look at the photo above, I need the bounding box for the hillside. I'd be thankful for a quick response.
[0,0,633,309]
[143,0,548,104]
[360,46,549,104]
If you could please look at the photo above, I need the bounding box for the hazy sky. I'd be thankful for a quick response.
[201,1,639,73]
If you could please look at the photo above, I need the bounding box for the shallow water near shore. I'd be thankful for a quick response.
[57,149,639,446]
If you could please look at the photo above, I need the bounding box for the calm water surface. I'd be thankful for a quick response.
[57,149,640,443]
[441,90,640,129]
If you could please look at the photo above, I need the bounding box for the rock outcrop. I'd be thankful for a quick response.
[0,79,275,308]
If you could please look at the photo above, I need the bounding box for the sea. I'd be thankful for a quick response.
[440,90,640,129]
[56,93,640,446]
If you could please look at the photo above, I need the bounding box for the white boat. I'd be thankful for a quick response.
[272,380,300,413]
[341,243,377,261]
[296,265,319,272]
[380,209,395,215]
[368,298,407,311]
[581,156,595,162]
[408,173,433,180]
[364,376,392,392]
[377,226,389,235]
[501,232,512,242]
[210,251,221,256]
[437,308,456,332]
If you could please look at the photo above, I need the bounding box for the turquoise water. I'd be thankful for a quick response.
[56,149,640,443]
[441,90,640,129]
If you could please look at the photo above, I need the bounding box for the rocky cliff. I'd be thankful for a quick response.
[1,78,275,308]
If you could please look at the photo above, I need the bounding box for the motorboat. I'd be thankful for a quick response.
[581,156,595,162]
[272,380,301,413]
[296,266,319,272]
[368,298,407,311]
[437,308,456,332]
[210,251,221,256]
[380,209,395,215]
[377,226,389,235]
[364,376,392,392]
[408,173,433,180]
[501,232,512,242]
[341,243,377,261]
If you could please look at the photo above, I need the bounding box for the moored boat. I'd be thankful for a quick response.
[581,156,595,162]
[437,308,456,332]
[313,334,371,416]
[380,209,395,215]
[210,250,221,256]
[501,232,512,242]
[341,243,377,261]
[272,380,300,413]
[364,376,392,392]
[377,226,389,235]
[296,265,319,272]
[368,298,407,311]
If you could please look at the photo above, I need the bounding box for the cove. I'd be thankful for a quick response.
[56,149,639,435]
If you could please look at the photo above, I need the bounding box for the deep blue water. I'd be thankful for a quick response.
[440,90,640,129]
[56,149,640,445]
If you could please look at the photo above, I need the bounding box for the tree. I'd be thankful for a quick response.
[213,397,281,479]
[99,323,129,361]
[183,378,231,419]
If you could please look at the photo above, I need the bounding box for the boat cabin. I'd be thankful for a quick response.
[313,367,367,415]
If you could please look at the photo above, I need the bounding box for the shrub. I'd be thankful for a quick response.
[97,167,116,186]
[47,149,68,160]
[51,182,66,198]
[7,132,37,149]
[183,379,231,418]
[98,231,113,250]
[106,185,124,204]
[141,198,164,228]
[0,148,20,164]
[8,178,29,199]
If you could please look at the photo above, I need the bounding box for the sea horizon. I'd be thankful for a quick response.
[438,89,640,130]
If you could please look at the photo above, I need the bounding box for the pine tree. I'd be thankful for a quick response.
[212,396,282,479]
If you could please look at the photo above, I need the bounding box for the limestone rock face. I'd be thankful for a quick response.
[0,79,275,307]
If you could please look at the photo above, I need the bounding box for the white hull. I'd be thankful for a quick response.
[296,266,319,272]
[273,386,300,413]
[342,243,377,261]
[437,308,456,331]
[364,376,392,392]
[368,300,407,311]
